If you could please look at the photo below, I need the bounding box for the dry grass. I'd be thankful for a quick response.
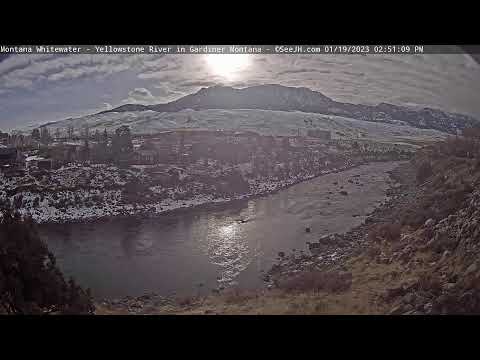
[416,161,433,184]
[277,270,352,294]
[221,288,257,304]
[368,223,402,243]
[95,249,437,315]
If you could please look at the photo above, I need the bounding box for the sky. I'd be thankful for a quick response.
[1,52,480,131]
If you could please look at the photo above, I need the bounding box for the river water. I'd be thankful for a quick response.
[39,161,402,300]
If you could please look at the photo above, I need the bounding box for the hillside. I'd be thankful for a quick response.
[99,84,478,134]
[17,85,478,140]
[96,134,480,314]
[19,109,448,148]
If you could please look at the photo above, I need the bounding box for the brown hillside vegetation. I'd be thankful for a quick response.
[0,206,94,314]
[96,132,480,315]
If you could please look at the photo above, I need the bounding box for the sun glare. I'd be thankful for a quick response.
[205,54,251,79]
[219,224,238,239]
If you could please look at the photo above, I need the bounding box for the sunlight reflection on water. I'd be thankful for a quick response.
[204,221,251,286]
[40,162,402,299]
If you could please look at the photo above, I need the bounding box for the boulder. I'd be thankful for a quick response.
[401,304,414,313]
[465,261,478,276]
[385,286,407,301]
[402,292,415,305]
[424,218,436,227]
[389,304,405,315]
[318,235,335,245]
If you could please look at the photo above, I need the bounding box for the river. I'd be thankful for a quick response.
[38,161,403,300]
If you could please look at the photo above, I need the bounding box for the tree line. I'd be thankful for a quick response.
[31,125,135,164]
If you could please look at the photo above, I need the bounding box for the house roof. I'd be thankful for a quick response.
[26,155,45,162]
[0,147,17,155]
[136,149,157,156]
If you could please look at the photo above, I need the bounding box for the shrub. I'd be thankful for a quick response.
[277,270,352,294]
[417,273,442,297]
[176,296,198,307]
[222,288,254,304]
[462,126,480,139]
[416,161,433,184]
[439,136,480,158]
[0,206,94,314]
[368,223,402,242]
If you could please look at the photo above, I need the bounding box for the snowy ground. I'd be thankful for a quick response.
[0,157,368,224]
[18,108,448,145]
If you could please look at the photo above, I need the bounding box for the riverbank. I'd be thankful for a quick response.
[30,160,374,225]
[97,138,480,315]
[94,161,410,313]
[41,161,403,301]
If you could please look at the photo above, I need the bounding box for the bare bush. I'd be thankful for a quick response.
[278,270,352,294]
[439,136,480,158]
[176,296,198,307]
[462,126,480,139]
[416,161,433,184]
[222,288,254,304]
[368,223,402,242]
[417,273,442,297]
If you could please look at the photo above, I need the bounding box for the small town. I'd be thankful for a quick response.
[0,124,412,223]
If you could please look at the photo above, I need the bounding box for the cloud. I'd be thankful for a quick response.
[2,52,480,130]
[277,68,323,75]
[0,54,167,91]
[102,102,113,110]
[153,84,184,99]
[341,71,365,77]
[129,88,153,99]
[119,86,183,105]
[180,80,218,87]
[121,87,156,104]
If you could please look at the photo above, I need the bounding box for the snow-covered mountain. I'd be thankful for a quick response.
[98,84,477,134]
[101,84,335,114]
[18,108,446,147]
[16,84,478,140]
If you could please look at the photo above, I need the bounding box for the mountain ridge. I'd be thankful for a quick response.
[98,84,478,134]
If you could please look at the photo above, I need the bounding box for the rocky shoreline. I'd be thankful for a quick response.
[263,162,416,288]
[36,161,373,226]
[95,161,411,314]
[97,153,480,315]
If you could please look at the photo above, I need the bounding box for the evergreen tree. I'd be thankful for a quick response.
[80,126,90,162]
[40,127,51,145]
[67,125,74,140]
[111,125,133,162]
[0,205,94,314]
[92,128,109,163]
[103,128,108,143]
[82,124,90,141]
[31,128,40,141]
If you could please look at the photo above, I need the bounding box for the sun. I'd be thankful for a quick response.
[205,54,251,79]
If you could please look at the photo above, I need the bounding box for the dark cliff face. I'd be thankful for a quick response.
[98,104,149,114]
[147,84,335,113]
[102,84,479,134]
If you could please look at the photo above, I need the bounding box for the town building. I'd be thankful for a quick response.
[133,149,158,164]
[0,146,26,171]
[307,129,332,140]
